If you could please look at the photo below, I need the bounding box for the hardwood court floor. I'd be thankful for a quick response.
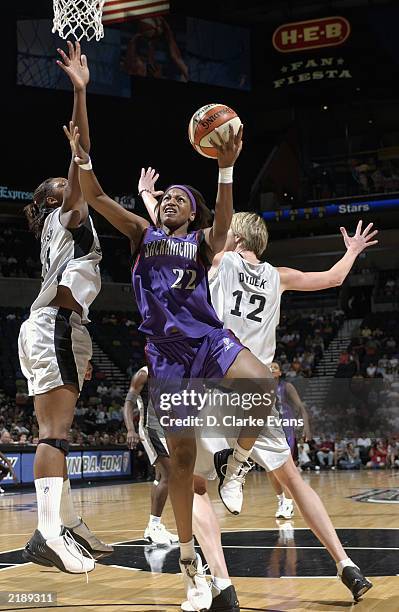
[1,469,399,611]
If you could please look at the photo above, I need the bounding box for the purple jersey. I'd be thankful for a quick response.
[132,227,223,339]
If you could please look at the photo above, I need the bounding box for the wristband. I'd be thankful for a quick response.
[139,188,153,197]
[79,157,92,171]
[218,166,233,184]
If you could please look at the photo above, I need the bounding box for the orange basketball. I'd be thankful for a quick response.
[188,104,241,159]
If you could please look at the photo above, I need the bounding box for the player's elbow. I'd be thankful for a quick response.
[329,274,344,287]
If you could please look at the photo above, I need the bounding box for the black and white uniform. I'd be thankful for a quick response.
[137,366,169,465]
[0,456,11,479]
[18,210,101,396]
[194,252,290,479]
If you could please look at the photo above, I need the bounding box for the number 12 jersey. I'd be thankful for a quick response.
[209,252,281,366]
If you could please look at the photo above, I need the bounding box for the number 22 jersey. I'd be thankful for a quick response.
[132,227,223,339]
[209,252,281,366]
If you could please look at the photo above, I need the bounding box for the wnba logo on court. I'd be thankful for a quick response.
[273,16,351,53]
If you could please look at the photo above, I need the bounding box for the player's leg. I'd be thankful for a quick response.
[216,347,274,514]
[60,458,113,557]
[23,386,94,573]
[274,455,372,600]
[181,476,239,612]
[145,454,178,545]
[166,433,212,610]
[267,471,294,519]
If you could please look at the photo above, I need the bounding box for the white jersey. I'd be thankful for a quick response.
[209,251,281,366]
[31,209,101,323]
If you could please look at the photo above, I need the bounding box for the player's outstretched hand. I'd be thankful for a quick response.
[340,220,378,255]
[63,121,90,166]
[138,167,164,198]
[57,41,89,91]
[209,123,243,168]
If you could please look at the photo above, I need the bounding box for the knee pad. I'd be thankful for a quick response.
[38,438,70,456]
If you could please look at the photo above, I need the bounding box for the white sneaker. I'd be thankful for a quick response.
[0,487,4,494]
[144,522,179,546]
[275,499,294,519]
[179,553,212,611]
[214,448,253,515]
[23,529,95,575]
[66,518,114,558]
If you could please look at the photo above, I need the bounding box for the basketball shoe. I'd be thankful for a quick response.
[179,553,212,611]
[65,518,114,558]
[275,498,294,519]
[144,522,179,546]
[214,449,253,515]
[23,529,95,574]
[340,566,373,601]
[181,583,240,612]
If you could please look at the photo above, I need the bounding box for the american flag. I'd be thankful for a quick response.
[102,0,170,25]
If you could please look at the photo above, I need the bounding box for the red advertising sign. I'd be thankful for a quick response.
[273,16,351,53]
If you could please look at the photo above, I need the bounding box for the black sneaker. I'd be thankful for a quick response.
[340,566,373,601]
[22,530,55,568]
[210,585,240,611]
[181,584,240,611]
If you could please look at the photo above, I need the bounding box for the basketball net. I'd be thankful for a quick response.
[52,0,106,42]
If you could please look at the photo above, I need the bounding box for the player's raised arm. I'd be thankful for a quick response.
[138,167,164,224]
[278,221,378,292]
[56,41,91,224]
[204,124,243,255]
[64,123,149,246]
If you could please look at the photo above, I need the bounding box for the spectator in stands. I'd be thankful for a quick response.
[97,382,108,396]
[0,431,12,445]
[334,437,347,466]
[18,433,28,445]
[109,384,123,400]
[96,405,106,425]
[366,440,388,468]
[297,437,319,471]
[338,443,361,470]
[101,433,111,446]
[388,438,399,468]
[317,435,335,468]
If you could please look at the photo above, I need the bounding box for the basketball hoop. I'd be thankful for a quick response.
[52,0,106,42]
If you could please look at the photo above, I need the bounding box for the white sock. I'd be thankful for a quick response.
[233,442,250,464]
[337,558,357,575]
[180,538,196,561]
[277,493,285,502]
[213,576,232,591]
[149,514,161,526]
[60,479,80,528]
[35,477,63,540]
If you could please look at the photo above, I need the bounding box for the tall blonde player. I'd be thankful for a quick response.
[192,213,376,605]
